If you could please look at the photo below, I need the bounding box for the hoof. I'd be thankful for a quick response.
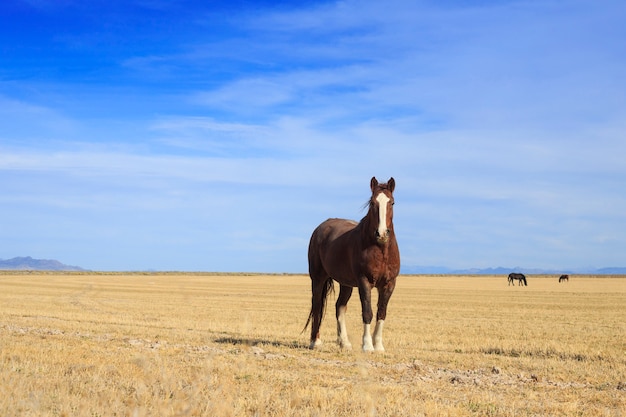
[374,340,385,352]
[338,340,353,350]
[309,339,323,350]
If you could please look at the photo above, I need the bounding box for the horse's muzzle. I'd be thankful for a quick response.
[376,229,390,244]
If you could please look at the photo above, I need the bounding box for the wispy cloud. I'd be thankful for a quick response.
[1,0,625,271]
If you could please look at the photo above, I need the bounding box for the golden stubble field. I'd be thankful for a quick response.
[0,272,624,416]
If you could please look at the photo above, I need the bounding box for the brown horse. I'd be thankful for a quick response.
[305,177,400,352]
[559,274,569,283]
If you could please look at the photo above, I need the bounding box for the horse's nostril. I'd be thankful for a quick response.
[375,229,390,243]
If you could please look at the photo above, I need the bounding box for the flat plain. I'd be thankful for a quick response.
[0,272,624,416]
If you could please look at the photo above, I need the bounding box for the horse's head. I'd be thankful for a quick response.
[368,176,395,245]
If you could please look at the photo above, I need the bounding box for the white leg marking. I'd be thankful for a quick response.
[376,193,390,239]
[336,306,352,350]
[373,320,385,352]
[309,338,323,350]
[362,323,374,352]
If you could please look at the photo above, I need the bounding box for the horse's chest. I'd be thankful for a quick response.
[360,247,399,282]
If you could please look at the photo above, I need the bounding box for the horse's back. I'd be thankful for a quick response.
[312,218,357,242]
[309,218,357,256]
[308,218,358,278]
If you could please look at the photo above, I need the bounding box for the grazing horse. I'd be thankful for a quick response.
[508,273,527,286]
[559,274,569,283]
[305,177,400,352]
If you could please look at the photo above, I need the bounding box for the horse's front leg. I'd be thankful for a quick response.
[373,280,396,352]
[357,282,375,352]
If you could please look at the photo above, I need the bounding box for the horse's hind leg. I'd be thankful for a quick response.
[336,285,353,350]
[308,274,331,349]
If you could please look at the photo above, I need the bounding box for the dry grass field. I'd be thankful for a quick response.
[1,272,624,416]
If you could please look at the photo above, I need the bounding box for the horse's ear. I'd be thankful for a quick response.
[388,177,395,193]
[370,177,378,192]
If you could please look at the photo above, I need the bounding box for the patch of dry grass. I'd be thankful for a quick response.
[0,272,624,416]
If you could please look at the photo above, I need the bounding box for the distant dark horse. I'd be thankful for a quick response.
[508,273,527,286]
[559,274,569,283]
[305,177,400,352]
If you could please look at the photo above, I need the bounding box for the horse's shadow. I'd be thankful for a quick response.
[214,335,308,350]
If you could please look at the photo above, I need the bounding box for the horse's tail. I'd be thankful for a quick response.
[302,277,335,334]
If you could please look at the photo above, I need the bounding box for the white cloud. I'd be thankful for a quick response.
[2,0,625,271]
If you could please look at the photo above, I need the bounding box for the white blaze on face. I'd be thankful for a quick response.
[375,193,390,239]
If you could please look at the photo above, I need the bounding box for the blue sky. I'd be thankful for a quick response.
[1,0,625,272]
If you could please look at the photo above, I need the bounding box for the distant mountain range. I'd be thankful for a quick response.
[1,256,624,274]
[401,265,626,275]
[0,257,85,271]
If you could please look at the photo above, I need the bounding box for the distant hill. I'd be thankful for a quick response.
[401,265,626,275]
[595,267,626,274]
[0,257,85,271]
